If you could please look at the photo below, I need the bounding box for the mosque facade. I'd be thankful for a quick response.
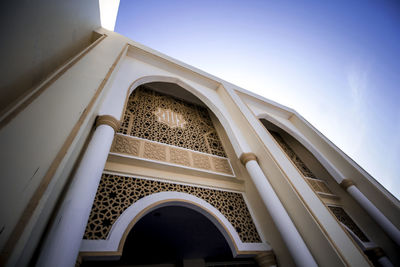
[0,3,399,266]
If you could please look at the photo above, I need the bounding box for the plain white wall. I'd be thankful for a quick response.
[0,0,101,113]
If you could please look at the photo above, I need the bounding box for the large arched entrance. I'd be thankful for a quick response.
[79,79,273,266]
[81,205,258,266]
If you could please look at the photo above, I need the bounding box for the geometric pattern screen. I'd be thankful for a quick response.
[328,206,369,242]
[84,174,262,243]
[119,87,227,157]
[269,130,316,178]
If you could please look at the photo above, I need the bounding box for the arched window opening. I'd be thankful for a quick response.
[121,83,227,157]
[111,82,235,176]
[259,118,378,260]
[259,119,334,196]
[81,206,258,267]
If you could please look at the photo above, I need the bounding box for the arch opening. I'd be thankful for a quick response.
[123,75,245,157]
[259,118,376,260]
[107,79,238,177]
[122,81,227,157]
[260,118,326,181]
[80,191,270,261]
[81,199,260,267]
[122,206,251,265]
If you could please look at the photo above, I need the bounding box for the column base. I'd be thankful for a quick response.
[254,251,276,267]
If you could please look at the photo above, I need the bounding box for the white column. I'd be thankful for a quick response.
[377,256,394,267]
[36,115,120,267]
[240,153,317,267]
[340,179,400,246]
[364,247,394,267]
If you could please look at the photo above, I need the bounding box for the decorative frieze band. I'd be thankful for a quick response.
[305,177,334,195]
[96,115,121,132]
[111,134,234,176]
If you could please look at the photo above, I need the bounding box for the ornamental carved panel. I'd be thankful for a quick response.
[84,174,262,243]
[119,87,227,157]
[110,134,234,175]
[154,107,187,128]
[305,178,333,195]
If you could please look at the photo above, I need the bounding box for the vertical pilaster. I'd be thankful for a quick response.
[340,179,400,246]
[240,153,318,267]
[36,115,120,267]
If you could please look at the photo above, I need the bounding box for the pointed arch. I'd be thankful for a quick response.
[80,192,270,259]
[258,113,344,182]
[122,75,250,156]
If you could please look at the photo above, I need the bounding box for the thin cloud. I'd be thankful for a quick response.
[345,63,369,153]
[347,63,369,109]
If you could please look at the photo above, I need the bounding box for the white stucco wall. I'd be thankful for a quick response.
[0,0,101,113]
[0,32,126,266]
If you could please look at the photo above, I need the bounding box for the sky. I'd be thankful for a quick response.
[115,0,400,199]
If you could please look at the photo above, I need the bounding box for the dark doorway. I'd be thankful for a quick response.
[81,206,257,266]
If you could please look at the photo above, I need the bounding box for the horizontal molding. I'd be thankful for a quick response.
[111,134,235,176]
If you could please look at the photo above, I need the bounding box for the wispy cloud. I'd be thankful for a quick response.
[345,63,370,153]
[345,63,399,199]
[347,63,369,110]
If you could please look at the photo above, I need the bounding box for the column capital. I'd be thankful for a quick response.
[254,251,276,267]
[95,115,120,133]
[239,152,257,165]
[340,179,355,190]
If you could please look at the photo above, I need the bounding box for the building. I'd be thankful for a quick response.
[0,1,399,266]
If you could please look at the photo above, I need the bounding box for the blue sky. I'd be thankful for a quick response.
[115,0,400,199]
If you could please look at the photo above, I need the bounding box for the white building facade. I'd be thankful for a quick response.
[0,4,399,266]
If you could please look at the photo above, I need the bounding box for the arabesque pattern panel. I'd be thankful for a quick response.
[119,87,227,157]
[84,174,261,243]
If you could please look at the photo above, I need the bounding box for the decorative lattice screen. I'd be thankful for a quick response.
[328,206,369,242]
[84,174,261,243]
[119,87,227,157]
